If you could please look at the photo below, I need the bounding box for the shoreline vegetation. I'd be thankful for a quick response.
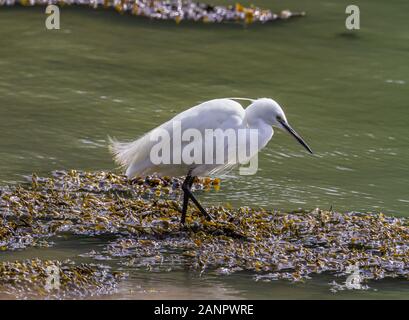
[0,170,408,298]
[0,0,305,24]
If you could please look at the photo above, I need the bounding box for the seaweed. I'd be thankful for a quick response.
[0,259,124,299]
[0,0,305,25]
[1,170,409,296]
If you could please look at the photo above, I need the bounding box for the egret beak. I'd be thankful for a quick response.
[278,118,313,154]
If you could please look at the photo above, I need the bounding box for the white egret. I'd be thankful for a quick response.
[110,98,312,224]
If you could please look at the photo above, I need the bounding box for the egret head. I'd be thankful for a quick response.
[252,98,313,154]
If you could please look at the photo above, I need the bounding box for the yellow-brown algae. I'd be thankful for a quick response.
[0,171,409,286]
[0,0,305,25]
[0,259,124,299]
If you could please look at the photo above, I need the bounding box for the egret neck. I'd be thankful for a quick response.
[244,103,274,152]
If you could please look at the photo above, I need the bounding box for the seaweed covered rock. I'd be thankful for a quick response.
[1,170,409,289]
[94,208,409,283]
[0,259,124,299]
[0,0,305,25]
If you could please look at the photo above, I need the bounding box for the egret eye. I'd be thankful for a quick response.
[276,116,283,121]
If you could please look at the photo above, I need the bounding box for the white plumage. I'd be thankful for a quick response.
[110,97,312,178]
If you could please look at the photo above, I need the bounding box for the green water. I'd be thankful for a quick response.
[1,1,409,299]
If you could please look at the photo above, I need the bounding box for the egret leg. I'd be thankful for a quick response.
[184,186,213,221]
[180,175,192,225]
[180,172,213,224]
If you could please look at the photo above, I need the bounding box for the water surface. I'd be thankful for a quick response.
[0,0,408,299]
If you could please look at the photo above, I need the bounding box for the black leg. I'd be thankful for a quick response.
[180,171,213,224]
[180,174,192,225]
[188,176,194,189]
[184,187,213,221]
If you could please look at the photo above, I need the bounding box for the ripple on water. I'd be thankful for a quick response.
[385,79,406,85]
[335,166,354,171]
[79,139,106,149]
